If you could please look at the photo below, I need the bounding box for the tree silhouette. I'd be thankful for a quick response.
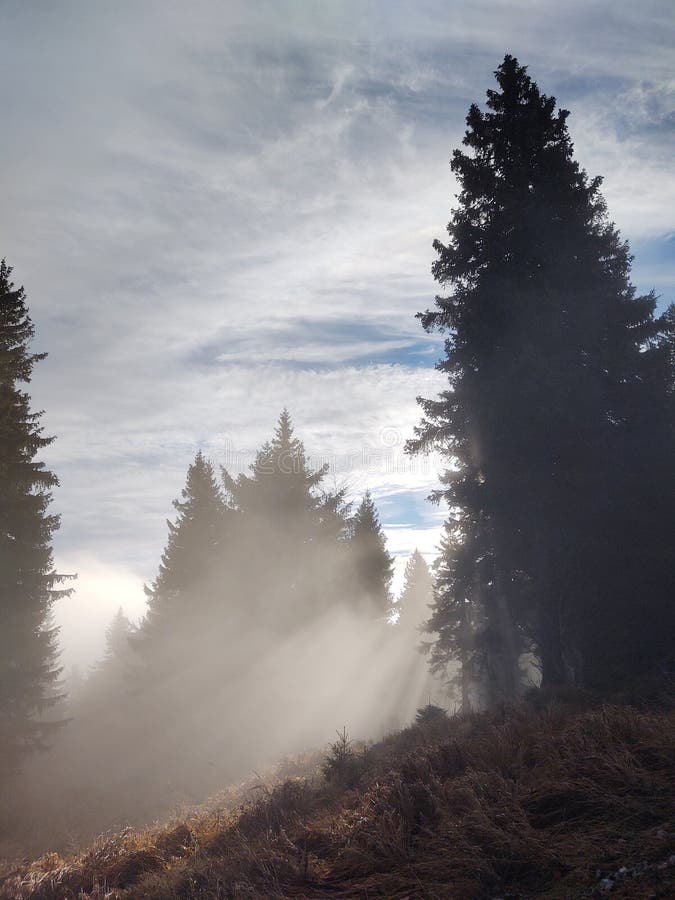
[136,451,230,672]
[0,260,71,772]
[409,56,674,695]
[397,549,433,632]
[222,410,349,631]
[348,491,394,619]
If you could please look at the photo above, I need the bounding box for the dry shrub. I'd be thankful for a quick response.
[4,831,168,899]
[154,822,193,856]
[2,701,673,899]
[235,778,314,839]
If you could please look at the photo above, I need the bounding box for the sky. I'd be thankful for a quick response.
[1,0,673,669]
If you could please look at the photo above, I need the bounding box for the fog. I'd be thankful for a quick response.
[2,1,672,875]
[1,428,447,858]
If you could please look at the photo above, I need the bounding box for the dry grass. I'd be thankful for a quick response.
[2,701,674,899]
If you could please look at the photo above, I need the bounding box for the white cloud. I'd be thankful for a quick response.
[1,0,672,664]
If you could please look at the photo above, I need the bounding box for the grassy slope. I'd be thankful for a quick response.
[2,699,674,899]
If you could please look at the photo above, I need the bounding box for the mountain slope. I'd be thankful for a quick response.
[2,699,674,899]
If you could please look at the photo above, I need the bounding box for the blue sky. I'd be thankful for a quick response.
[1,0,673,667]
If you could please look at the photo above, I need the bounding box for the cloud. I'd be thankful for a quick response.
[1,0,672,663]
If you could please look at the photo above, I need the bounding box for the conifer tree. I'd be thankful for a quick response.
[409,56,673,692]
[102,607,134,663]
[397,549,434,632]
[348,491,394,619]
[0,260,70,771]
[139,451,229,659]
[223,410,335,530]
[78,608,134,714]
[426,519,517,710]
[222,410,348,630]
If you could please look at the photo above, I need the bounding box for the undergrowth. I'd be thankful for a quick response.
[1,699,674,899]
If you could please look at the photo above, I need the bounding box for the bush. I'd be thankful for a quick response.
[321,727,366,788]
[414,703,448,726]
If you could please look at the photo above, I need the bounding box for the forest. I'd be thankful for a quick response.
[1,50,674,900]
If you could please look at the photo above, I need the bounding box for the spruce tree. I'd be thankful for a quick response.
[427,518,519,710]
[222,410,348,631]
[223,410,333,530]
[102,607,134,663]
[409,56,673,692]
[77,608,134,714]
[138,451,229,662]
[348,491,394,619]
[0,260,70,771]
[397,549,434,632]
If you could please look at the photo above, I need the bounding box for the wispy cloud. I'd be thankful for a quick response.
[1,0,672,665]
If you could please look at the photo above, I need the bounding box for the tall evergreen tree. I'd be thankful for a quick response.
[397,549,434,632]
[0,260,70,771]
[138,451,229,661]
[427,518,519,710]
[223,410,336,531]
[348,491,394,619]
[409,56,673,693]
[222,410,348,631]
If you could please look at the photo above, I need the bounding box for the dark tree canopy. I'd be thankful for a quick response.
[0,260,70,771]
[410,56,674,698]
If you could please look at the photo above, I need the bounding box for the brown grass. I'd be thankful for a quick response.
[1,701,674,899]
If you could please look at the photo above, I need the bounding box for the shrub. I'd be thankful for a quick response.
[321,727,365,788]
[415,703,448,726]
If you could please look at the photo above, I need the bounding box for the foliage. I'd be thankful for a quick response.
[140,454,223,644]
[0,260,71,773]
[3,699,674,898]
[348,490,394,619]
[221,409,351,631]
[414,703,448,726]
[321,727,365,788]
[409,55,675,697]
[396,548,433,631]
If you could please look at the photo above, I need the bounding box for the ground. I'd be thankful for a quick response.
[1,694,674,899]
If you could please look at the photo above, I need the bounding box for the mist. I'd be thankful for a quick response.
[1,3,673,894]
[2,420,445,857]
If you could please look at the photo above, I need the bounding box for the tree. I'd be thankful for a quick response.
[102,607,134,664]
[77,608,135,715]
[137,451,230,666]
[408,56,673,694]
[223,410,329,522]
[222,409,348,631]
[0,260,71,772]
[348,491,393,619]
[397,549,434,632]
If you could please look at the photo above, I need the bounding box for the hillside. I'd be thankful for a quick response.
[2,697,674,900]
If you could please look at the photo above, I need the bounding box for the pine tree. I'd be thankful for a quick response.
[138,451,229,661]
[427,518,518,710]
[222,410,348,630]
[100,607,133,668]
[348,491,394,619]
[0,260,71,772]
[223,410,334,528]
[409,56,673,693]
[78,608,134,714]
[397,549,434,632]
